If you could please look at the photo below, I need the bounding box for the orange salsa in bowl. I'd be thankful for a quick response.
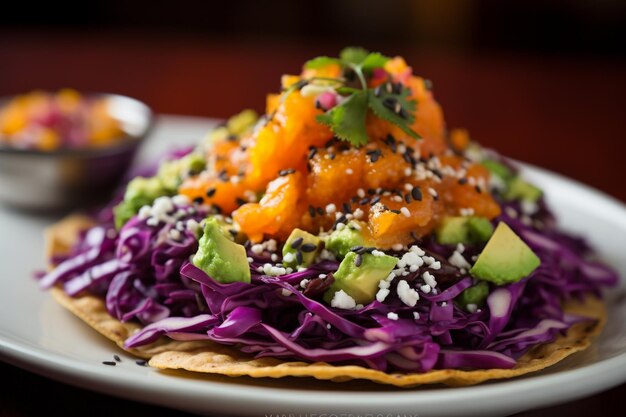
[0,89,125,151]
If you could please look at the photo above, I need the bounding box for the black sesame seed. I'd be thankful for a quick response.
[325,138,335,148]
[370,153,380,163]
[316,207,324,215]
[113,355,121,362]
[350,245,364,253]
[308,147,317,159]
[367,188,376,195]
[301,243,317,253]
[102,361,116,366]
[458,178,468,185]
[290,237,304,249]
[382,97,397,111]
[308,205,316,217]
[475,185,482,193]
[370,196,381,205]
[296,250,303,265]
[328,153,336,160]
[393,82,403,94]
[279,169,295,177]
[354,254,363,267]
[410,231,419,241]
[212,204,223,214]
[390,209,401,214]
[227,134,237,142]
[424,79,433,91]
[315,99,322,110]
[404,193,411,203]
[411,187,423,201]
[359,197,370,205]
[432,169,443,179]
[218,169,228,181]
[374,86,382,97]
[403,153,413,164]
[235,197,247,206]
[386,134,396,145]
[342,202,352,213]
[193,197,204,205]
[135,359,147,366]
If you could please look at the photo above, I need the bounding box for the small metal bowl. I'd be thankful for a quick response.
[0,93,153,210]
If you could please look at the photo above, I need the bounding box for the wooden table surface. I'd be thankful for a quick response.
[0,31,624,416]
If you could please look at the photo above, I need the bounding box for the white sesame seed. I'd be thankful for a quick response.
[353,208,364,219]
[281,288,291,296]
[413,312,421,320]
[400,207,411,217]
[283,252,295,263]
[392,243,404,251]
[392,195,403,203]
[357,188,365,198]
[336,222,346,231]
[318,273,327,279]
[345,168,354,175]
[466,303,478,313]
[327,323,332,329]
[325,203,336,214]
[387,312,399,321]
[404,167,412,176]
[428,187,438,198]
[247,257,254,263]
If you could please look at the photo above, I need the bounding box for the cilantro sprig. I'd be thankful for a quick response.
[307,47,420,146]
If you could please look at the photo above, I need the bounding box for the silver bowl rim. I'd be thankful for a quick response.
[0,92,154,158]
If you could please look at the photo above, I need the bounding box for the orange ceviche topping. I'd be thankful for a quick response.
[179,48,500,247]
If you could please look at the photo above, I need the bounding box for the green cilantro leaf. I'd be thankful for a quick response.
[360,53,390,73]
[367,87,420,139]
[304,56,341,70]
[339,47,370,65]
[316,90,369,147]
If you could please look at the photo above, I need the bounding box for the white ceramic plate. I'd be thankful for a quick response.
[1,115,625,417]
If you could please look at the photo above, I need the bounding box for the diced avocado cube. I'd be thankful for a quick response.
[325,221,367,258]
[282,228,321,268]
[481,160,515,183]
[157,153,206,193]
[436,216,494,245]
[466,217,495,242]
[470,222,540,285]
[192,218,251,284]
[324,252,397,305]
[226,109,258,136]
[456,281,490,311]
[504,177,542,203]
[113,177,167,230]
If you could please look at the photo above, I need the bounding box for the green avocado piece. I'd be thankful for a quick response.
[436,216,494,245]
[481,160,515,183]
[504,177,542,203]
[192,218,251,284]
[113,177,168,230]
[456,281,490,311]
[325,221,369,258]
[324,252,397,305]
[226,109,258,136]
[470,222,540,285]
[282,228,322,268]
[157,153,206,193]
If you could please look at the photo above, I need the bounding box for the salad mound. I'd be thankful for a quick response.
[40,48,618,384]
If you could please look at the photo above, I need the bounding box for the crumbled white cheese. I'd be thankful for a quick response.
[283,252,295,263]
[172,194,190,206]
[449,251,472,270]
[376,288,390,302]
[397,280,420,307]
[387,312,399,321]
[330,290,357,310]
[251,244,264,255]
[466,303,478,313]
[413,311,421,320]
[281,288,292,297]
[420,284,431,293]
[422,271,437,288]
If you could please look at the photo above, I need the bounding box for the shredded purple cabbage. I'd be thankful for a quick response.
[40,192,618,373]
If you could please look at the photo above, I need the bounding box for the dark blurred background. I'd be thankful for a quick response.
[3,1,624,206]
